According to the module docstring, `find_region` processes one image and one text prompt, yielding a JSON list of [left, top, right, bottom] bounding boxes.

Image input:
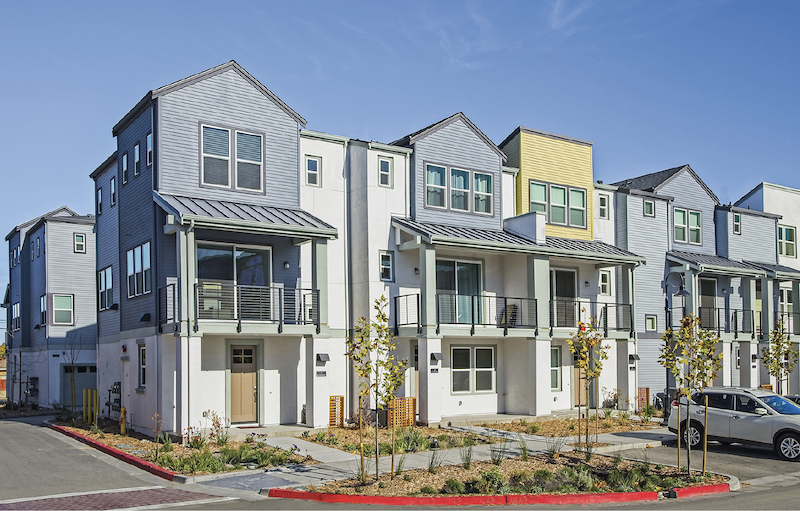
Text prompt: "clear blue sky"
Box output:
[[1, 0, 798, 286]]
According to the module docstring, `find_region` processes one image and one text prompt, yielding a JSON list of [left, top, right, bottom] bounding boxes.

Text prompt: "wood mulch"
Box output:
[[479, 416, 662, 438], [299, 425, 494, 454], [308, 452, 726, 497]]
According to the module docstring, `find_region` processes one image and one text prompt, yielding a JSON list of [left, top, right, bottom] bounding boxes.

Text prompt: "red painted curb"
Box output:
[[671, 483, 729, 499], [48, 423, 177, 482], [268, 488, 659, 506]]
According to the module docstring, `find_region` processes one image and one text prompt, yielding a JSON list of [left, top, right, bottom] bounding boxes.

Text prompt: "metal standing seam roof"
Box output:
[[155, 192, 335, 231], [667, 251, 764, 272], [744, 261, 800, 279], [391, 217, 642, 260]]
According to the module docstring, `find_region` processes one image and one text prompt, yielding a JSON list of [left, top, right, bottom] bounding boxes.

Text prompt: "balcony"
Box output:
[[159, 281, 320, 333], [393, 293, 537, 335], [669, 307, 756, 339], [549, 299, 633, 336]]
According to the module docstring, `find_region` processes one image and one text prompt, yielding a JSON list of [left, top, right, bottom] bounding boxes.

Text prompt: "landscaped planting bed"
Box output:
[[54, 418, 316, 475], [298, 425, 494, 455], [480, 414, 661, 438], [304, 451, 725, 497]]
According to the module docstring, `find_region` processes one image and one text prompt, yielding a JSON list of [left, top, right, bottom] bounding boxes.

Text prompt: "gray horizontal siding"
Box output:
[[158, 69, 300, 208], [638, 338, 667, 391], [27, 224, 46, 349], [659, 170, 717, 256], [502, 134, 520, 169], [614, 193, 628, 251], [726, 211, 778, 264], [412, 119, 503, 230], [95, 165, 120, 338], [627, 196, 670, 333]]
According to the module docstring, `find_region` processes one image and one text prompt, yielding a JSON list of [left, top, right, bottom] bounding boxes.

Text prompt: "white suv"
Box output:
[[667, 386, 800, 461]]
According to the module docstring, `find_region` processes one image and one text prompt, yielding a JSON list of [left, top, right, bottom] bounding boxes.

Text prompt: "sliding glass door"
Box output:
[[436, 260, 481, 324]]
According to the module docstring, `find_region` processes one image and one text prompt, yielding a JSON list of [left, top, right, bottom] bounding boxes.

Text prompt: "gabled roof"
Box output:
[[498, 126, 593, 150], [5, 206, 79, 241], [667, 250, 764, 276], [613, 165, 720, 205], [392, 217, 643, 264], [113, 61, 306, 136], [744, 261, 800, 281], [715, 204, 781, 220], [154, 192, 337, 240], [390, 112, 506, 162], [89, 151, 118, 179]]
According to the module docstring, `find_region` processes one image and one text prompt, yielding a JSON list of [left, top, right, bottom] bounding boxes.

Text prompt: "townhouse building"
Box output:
[[91, 61, 345, 434], [610, 166, 800, 398], [4, 207, 96, 408]]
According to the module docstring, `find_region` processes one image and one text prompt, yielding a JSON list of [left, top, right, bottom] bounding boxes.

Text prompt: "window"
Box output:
[[138, 345, 146, 388], [451, 346, 496, 393], [53, 295, 73, 325], [202, 126, 231, 187], [530, 182, 547, 217], [96, 187, 102, 215], [474, 173, 492, 214], [550, 185, 567, 225], [134, 143, 140, 176], [425, 164, 447, 208], [735, 346, 741, 369], [36, 237, 40, 258], [126, 242, 151, 298], [645, 315, 657, 331], [689, 211, 702, 244], [644, 200, 655, 217], [598, 194, 609, 220], [450, 168, 469, 211], [40, 295, 46, 325], [674, 208, 687, 242], [122, 153, 128, 184], [235, 131, 263, 191], [11, 303, 20, 331], [733, 213, 741, 235], [599, 270, 611, 296], [378, 157, 392, 188], [550, 346, 562, 391], [569, 189, 586, 227], [98, 266, 113, 311], [379, 251, 393, 282], [110, 177, 116, 206], [779, 225, 797, 258], [305, 156, 321, 187], [74, 233, 86, 253], [146, 133, 153, 166], [31, 241, 34, 261]]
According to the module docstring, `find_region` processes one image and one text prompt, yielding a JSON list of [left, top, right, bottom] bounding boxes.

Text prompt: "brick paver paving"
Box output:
[[0, 488, 216, 510]]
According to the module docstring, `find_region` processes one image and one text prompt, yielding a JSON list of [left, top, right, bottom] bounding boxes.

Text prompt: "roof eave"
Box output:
[[112, 92, 153, 137], [182, 214, 337, 240], [90, 151, 119, 179]]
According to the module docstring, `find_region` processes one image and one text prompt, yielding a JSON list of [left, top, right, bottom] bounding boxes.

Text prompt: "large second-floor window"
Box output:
[[451, 168, 469, 211], [425, 164, 446, 208], [425, 163, 493, 215], [202, 126, 231, 187], [201, 126, 263, 192], [235, 131, 263, 191], [127, 242, 151, 298], [99, 266, 113, 311], [779, 225, 797, 258], [53, 295, 74, 325], [474, 173, 492, 214], [530, 181, 586, 228], [674, 208, 701, 244]]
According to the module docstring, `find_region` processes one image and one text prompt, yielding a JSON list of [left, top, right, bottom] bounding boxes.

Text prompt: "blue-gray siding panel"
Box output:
[[715, 209, 729, 258], [158, 69, 300, 208], [614, 193, 628, 252], [659, 170, 717, 256], [726, 211, 778, 264], [638, 339, 666, 392], [412, 119, 503, 230], [95, 164, 120, 338], [27, 224, 46, 350]]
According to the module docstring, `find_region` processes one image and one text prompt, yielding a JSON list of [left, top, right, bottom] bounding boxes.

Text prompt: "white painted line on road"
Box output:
[[114, 497, 237, 510], [743, 471, 800, 487], [0, 485, 162, 505]]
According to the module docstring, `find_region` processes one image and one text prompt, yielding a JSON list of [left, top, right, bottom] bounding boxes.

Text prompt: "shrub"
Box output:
[[428, 448, 445, 473], [641, 474, 662, 491], [443, 478, 466, 494], [379, 442, 393, 455], [459, 444, 473, 470], [315, 431, 326, 442], [509, 469, 532, 489], [403, 474, 412, 482], [603, 408, 614, 419], [545, 436, 568, 460], [533, 469, 553, 481], [420, 486, 437, 494], [490, 443, 507, 465], [516, 434, 529, 461], [476, 467, 508, 494], [526, 422, 542, 435]]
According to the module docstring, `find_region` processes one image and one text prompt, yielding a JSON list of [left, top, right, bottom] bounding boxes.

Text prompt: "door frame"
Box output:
[[551, 268, 579, 327], [435, 257, 485, 324], [225, 339, 265, 425]]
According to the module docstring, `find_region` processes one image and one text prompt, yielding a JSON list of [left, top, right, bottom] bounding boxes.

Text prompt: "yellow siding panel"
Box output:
[[516, 131, 594, 240]]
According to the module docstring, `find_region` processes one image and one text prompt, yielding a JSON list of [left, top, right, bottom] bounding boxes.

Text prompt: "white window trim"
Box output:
[[36, 237, 40, 258], [379, 251, 393, 282], [126, 241, 151, 298], [110, 177, 116, 207], [195, 241, 273, 287], [569, 188, 587, 228], [598, 194, 609, 220], [134, 143, 140, 176], [450, 346, 496, 394], [688, 211, 702, 245], [52, 294, 74, 325], [201, 125, 231, 189], [733, 213, 741, 235], [529, 181, 548, 220], [305, 155, 321, 187], [550, 346, 562, 391], [531, 181, 587, 228], [674, 207, 688, 243], [425, 164, 448, 210], [97, 187, 102, 215], [378, 156, 393, 188], [599, 270, 611, 296], [779, 225, 797, 258], [644, 200, 655, 217], [74, 233, 86, 254], [122, 153, 128, 184], [12, 302, 20, 331], [735, 345, 741, 369], [474, 172, 493, 215], [99, 266, 113, 311], [146, 133, 153, 166], [138, 344, 146, 388], [450, 167, 470, 212], [40, 294, 46, 326], [234, 129, 264, 192], [645, 315, 657, 332], [550, 185, 568, 225]]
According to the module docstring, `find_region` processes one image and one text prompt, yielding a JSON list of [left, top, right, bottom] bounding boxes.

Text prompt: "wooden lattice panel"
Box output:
[[637, 387, 650, 412], [329, 395, 345, 427], [388, 397, 416, 427]]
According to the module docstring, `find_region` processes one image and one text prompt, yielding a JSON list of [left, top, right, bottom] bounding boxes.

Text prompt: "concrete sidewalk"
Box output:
[[194, 425, 678, 493]]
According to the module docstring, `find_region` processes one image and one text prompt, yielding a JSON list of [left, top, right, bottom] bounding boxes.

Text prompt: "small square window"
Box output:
[[599, 270, 611, 296], [598, 194, 609, 220], [379, 251, 393, 282], [733, 213, 741, 235], [378, 157, 392, 188], [53, 295, 74, 325], [306, 156, 321, 187], [645, 315, 657, 332], [644, 200, 655, 217], [74, 234, 86, 253]]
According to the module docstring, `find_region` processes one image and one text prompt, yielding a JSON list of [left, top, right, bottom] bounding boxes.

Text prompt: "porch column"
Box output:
[[792, 280, 800, 335], [312, 239, 328, 329], [713, 340, 732, 387], [760, 276, 775, 339], [175, 225, 196, 333], [531, 338, 552, 416], [621, 264, 635, 332], [683, 266, 698, 319], [418, 242, 441, 425], [742, 277, 757, 336], [616, 339, 637, 411], [305, 335, 330, 428], [175, 335, 201, 432], [419, 243, 437, 332], [738, 340, 758, 388], [527, 255, 550, 332]]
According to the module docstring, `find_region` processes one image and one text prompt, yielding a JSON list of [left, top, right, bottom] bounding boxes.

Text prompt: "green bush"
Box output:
[[443, 478, 466, 494], [533, 469, 553, 481], [526, 422, 542, 434], [420, 486, 437, 494], [379, 442, 393, 455], [343, 443, 357, 452], [476, 467, 509, 494]]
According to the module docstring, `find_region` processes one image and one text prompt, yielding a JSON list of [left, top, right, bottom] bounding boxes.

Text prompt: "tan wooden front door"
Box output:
[[231, 346, 257, 423], [573, 364, 587, 408]]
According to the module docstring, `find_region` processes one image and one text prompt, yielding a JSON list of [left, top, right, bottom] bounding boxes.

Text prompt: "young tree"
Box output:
[[761, 321, 799, 395], [63, 330, 86, 420], [566, 316, 609, 451], [346, 296, 408, 483], [659, 315, 723, 474]]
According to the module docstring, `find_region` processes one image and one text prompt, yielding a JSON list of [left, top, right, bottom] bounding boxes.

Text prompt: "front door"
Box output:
[[552, 270, 577, 327], [699, 278, 717, 329], [231, 345, 257, 423], [573, 353, 587, 408]]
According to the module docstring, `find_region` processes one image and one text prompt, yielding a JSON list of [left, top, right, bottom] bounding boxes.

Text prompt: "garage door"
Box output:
[[61, 365, 97, 408]]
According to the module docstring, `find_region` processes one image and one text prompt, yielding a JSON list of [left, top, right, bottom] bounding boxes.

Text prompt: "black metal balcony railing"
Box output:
[[394, 294, 421, 334], [158, 283, 179, 331], [436, 293, 538, 335], [669, 307, 756, 339], [194, 280, 319, 333], [777, 311, 800, 338], [549, 300, 633, 337]]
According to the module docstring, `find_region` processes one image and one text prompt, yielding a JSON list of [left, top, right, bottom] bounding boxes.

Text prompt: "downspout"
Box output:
[[186, 217, 194, 430], [151, 103, 161, 423], [341, 139, 351, 415]]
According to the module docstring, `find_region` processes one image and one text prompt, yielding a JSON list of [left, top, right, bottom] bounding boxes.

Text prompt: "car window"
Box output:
[[735, 395, 758, 413], [707, 393, 733, 410], [761, 395, 800, 415]]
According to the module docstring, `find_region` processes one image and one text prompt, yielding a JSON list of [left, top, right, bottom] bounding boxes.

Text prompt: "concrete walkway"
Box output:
[[195, 425, 677, 494]]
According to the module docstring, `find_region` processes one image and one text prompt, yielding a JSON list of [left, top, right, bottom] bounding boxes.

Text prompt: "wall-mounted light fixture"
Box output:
[[414, 268, 420, 275], [284, 262, 290, 270], [139, 313, 151, 322], [585, 281, 590, 288], [629, 354, 641, 364], [431, 352, 442, 363], [316, 353, 330, 363]]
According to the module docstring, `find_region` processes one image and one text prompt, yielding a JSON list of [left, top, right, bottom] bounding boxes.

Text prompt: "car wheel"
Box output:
[[777, 433, 800, 461], [682, 421, 703, 448]]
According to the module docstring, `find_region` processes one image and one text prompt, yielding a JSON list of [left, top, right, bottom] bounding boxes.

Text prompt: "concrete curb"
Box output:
[[669, 483, 730, 498], [47, 422, 178, 482]]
